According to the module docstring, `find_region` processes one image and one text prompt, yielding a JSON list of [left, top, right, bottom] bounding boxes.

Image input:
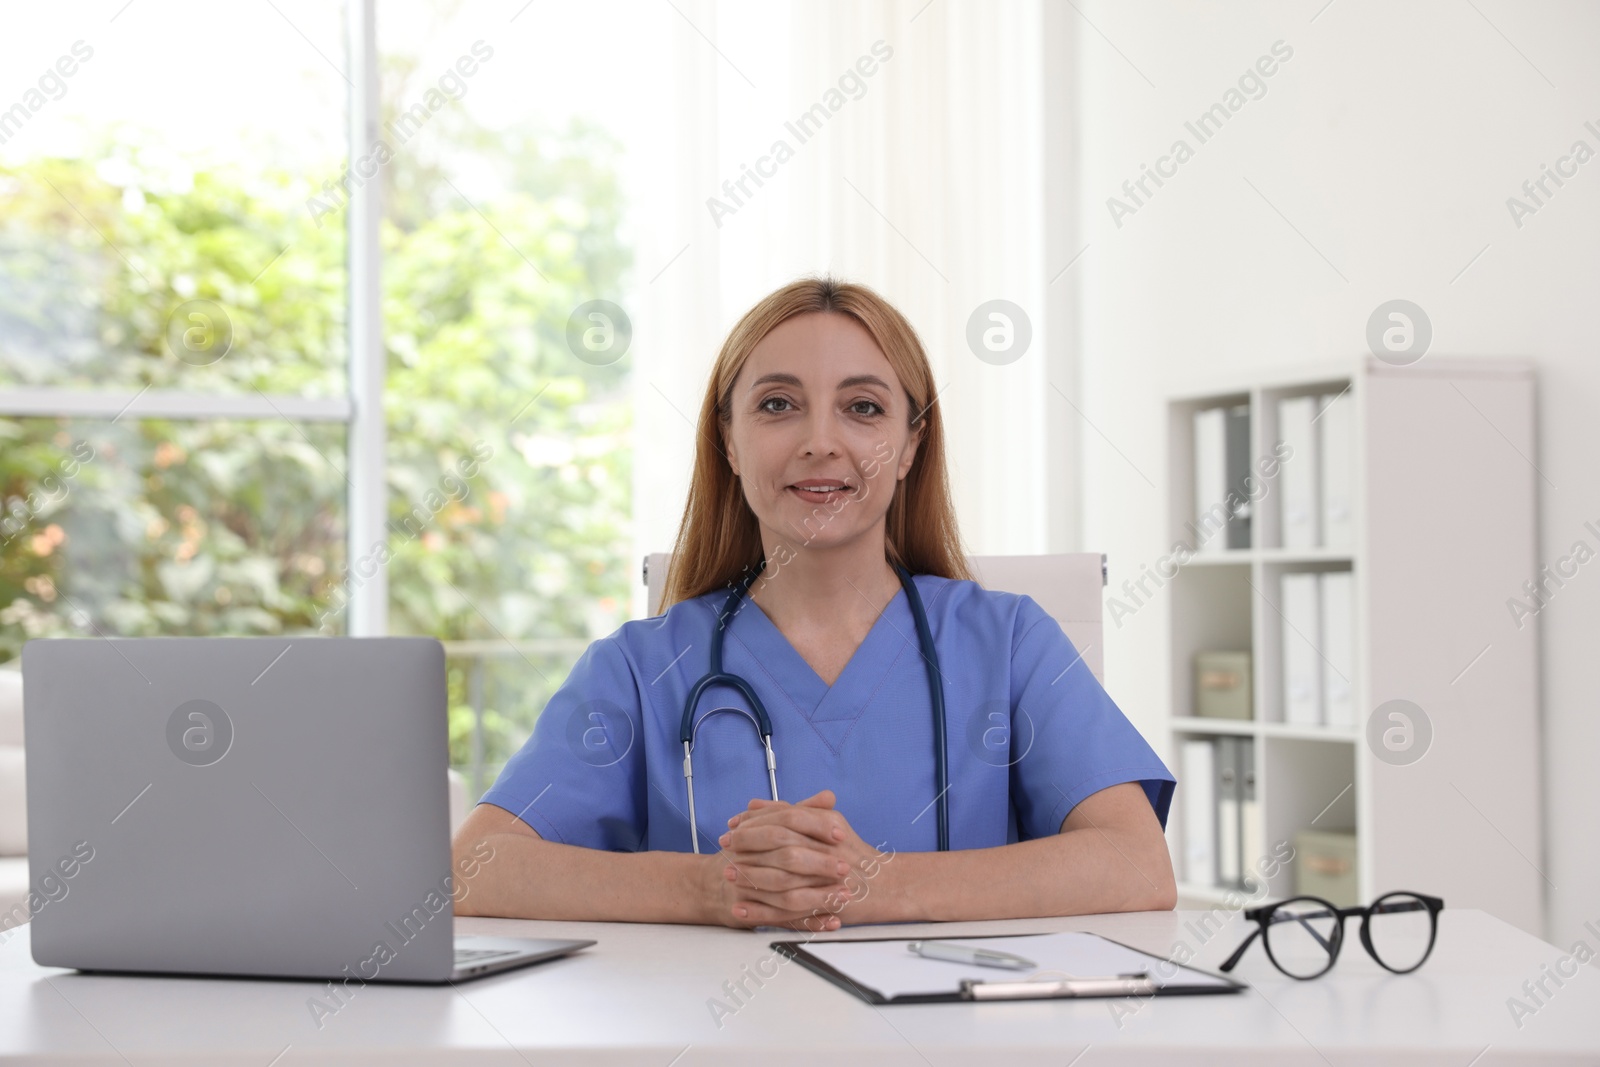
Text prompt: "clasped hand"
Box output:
[[709, 789, 889, 931]]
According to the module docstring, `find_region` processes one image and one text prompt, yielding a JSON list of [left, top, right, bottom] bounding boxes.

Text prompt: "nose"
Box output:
[[800, 406, 843, 457]]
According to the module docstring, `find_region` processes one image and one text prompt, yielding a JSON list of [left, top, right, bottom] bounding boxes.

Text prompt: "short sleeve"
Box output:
[[1007, 595, 1175, 839], [477, 633, 647, 851]]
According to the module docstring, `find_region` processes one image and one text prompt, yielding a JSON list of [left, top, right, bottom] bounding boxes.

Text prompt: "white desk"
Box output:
[[2, 909, 1596, 1065]]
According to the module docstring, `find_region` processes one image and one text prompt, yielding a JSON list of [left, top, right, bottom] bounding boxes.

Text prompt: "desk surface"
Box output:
[[2, 908, 1597, 1065]]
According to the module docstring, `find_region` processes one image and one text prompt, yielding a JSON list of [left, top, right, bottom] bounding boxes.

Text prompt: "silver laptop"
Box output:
[[21, 636, 592, 982]]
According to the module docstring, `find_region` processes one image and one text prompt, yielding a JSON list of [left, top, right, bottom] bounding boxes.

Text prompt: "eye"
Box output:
[[849, 399, 885, 417], [758, 395, 793, 414]]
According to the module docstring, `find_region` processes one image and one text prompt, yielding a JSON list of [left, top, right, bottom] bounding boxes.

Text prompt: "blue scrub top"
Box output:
[[479, 574, 1175, 854]]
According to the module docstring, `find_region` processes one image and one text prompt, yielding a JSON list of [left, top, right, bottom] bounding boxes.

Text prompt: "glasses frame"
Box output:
[[1219, 891, 1445, 980]]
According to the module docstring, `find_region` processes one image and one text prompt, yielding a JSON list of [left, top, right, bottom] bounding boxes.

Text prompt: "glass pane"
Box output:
[[1, 416, 347, 661], [445, 642, 589, 800], [1365, 894, 1434, 971], [0, 3, 346, 394], [376, 3, 641, 796], [1263, 899, 1341, 978]]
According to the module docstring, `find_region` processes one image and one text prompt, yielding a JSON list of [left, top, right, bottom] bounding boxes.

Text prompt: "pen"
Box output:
[[961, 973, 1156, 1000], [906, 940, 1036, 971]]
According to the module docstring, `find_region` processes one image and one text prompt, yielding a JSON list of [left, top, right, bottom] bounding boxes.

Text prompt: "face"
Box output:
[[724, 311, 923, 554]]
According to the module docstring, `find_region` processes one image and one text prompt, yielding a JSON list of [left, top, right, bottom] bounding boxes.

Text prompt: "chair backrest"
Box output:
[[641, 552, 1107, 684], [0, 667, 27, 857]]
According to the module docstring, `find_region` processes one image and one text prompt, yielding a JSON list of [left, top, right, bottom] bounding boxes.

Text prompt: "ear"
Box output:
[[726, 441, 740, 478], [898, 418, 926, 481]]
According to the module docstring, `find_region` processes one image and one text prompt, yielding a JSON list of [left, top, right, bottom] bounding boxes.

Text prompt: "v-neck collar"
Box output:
[[726, 581, 914, 725]]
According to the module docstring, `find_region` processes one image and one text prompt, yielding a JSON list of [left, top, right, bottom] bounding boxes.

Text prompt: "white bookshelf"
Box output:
[[1163, 357, 1545, 934]]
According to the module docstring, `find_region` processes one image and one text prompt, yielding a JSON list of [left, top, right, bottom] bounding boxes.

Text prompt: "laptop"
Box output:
[[21, 636, 593, 983]]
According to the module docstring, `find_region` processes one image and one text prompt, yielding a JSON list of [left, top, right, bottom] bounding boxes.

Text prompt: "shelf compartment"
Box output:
[[1253, 558, 1355, 727], [1167, 392, 1251, 551], [1169, 563, 1253, 722], [1253, 378, 1352, 553], [1260, 736, 1357, 899]]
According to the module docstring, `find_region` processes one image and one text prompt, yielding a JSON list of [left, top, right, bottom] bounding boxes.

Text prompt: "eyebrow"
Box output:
[[747, 372, 893, 393]]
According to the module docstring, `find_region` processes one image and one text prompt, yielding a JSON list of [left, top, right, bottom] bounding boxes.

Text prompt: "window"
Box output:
[[1, 2, 640, 801], [376, 2, 638, 794], [2, 2, 350, 659]]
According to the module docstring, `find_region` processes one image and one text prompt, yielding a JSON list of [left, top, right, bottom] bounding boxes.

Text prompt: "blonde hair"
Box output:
[[661, 276, 973, 609]]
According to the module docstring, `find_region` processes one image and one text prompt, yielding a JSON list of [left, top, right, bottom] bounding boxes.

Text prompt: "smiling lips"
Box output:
[[789, 478, 855, 503]]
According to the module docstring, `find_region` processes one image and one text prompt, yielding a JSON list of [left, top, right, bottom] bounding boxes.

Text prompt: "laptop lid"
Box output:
[[22, 636, 458, 982]]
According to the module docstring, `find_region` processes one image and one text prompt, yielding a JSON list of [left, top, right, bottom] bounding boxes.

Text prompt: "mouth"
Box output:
[[788, 480, 856, 503]]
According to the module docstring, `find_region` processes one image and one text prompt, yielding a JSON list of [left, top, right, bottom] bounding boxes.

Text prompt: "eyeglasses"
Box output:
[[1219, 892, 1445, 980]]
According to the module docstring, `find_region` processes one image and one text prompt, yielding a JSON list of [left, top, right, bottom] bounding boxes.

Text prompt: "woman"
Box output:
[[453, 277, 1176, 931]]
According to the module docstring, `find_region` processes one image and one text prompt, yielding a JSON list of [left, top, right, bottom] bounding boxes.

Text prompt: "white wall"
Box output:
[[1074, 0, 1599, 943], [632, 0, 1076, 620]]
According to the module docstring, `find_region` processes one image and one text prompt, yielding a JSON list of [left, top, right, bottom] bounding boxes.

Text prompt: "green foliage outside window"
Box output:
[[0, 117, 633, 785]]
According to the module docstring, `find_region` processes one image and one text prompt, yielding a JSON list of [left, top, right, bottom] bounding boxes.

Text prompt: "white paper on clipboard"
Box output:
[[799, 931, 1234, 1001]]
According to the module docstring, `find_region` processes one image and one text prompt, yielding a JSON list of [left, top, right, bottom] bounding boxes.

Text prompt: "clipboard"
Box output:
[[769, 931, 1247, 1004]]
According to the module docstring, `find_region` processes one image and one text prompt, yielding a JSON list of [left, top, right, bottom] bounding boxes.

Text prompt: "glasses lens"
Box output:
[[1366, 893, 1435, 972], [1263, 898, 1341, 978]]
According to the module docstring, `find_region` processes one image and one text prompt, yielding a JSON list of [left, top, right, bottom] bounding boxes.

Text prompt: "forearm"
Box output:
[[456, 830, 711, 925], [870, 825, 1176, 923]]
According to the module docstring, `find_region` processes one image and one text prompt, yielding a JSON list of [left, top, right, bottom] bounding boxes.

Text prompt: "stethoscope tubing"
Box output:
[[678, 558, 949, 853]]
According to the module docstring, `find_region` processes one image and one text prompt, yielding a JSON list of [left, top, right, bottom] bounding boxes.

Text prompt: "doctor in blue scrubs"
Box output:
[[454, 277, 1177, 931]]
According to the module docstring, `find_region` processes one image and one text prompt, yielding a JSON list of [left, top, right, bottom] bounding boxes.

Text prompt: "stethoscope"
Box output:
[[679, 559, 950, 853]]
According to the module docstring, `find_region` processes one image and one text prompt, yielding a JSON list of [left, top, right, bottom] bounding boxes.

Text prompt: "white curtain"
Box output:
[[628, 0, 1079, 614]]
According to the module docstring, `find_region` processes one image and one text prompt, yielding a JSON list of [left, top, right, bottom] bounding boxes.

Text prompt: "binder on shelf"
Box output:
[[1193, 407, 1228, 552], [1180, 739, 1217, 886], [1216, 737, 1242, 888], [1319, 391, 1352, 550], [1278, 396, 1320, 549], [1225, 404, 1252, 549], [1281, 572, 1322, 726], [1320, 571, 1354, 728], [1240, 738, 1261, 879]]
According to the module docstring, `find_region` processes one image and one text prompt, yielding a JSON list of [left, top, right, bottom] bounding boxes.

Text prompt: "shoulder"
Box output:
[[911, 574, 1048, 644], [603, 588, 723, 664]]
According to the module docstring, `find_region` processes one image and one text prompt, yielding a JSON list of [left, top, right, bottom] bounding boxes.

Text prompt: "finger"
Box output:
[[722, 824, 847, 864], [722, 854, 843, 890], [722, 839, 846, 885], [724, 844, 846, 880], [719, 836, 845, 890], [731, 798, 781, 825], [743, 789, 834, 811], [725, 865, 840, 893], [728, 901, 842, 932], [737, 889, 853, 923], [730, 882, 853, 919], [727, 804, 847, 846], [724, 854, 848, 891], [729, 800, 839, 833], [730, 789, 835, 827], [774, 913, 842, 932]]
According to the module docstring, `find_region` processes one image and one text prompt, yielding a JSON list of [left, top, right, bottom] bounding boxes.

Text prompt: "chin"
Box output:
[[780, 520, 864, 552]]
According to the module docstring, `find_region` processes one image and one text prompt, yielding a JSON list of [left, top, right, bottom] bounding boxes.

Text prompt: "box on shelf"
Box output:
[[1194, 651, 1251, 720], [1293, 829, 1359, 907]]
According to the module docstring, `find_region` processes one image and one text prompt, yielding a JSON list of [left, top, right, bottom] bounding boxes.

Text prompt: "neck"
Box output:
[[747, 527, 901, 627]]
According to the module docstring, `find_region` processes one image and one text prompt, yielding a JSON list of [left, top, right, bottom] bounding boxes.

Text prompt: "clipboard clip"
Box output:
[[960, 973, 1157, 1000]]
